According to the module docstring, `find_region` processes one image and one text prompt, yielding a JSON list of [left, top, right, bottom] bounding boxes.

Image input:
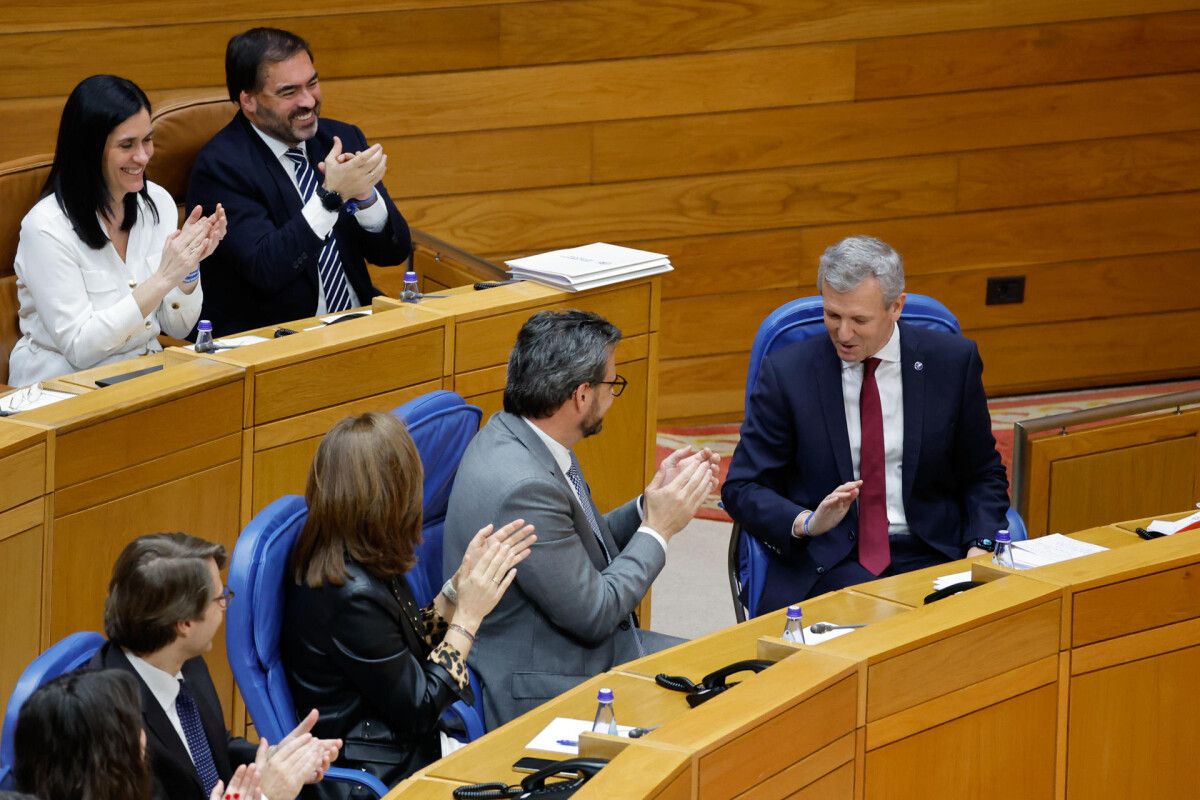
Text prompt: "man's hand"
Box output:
[[320, 136, 387, 201], [644, 455, 719, 540], [796, 480, 863, 537], [657, 446, 720, 486]]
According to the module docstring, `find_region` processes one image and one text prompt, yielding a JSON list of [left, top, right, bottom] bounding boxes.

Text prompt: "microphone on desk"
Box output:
[[809, 622, 865, 634]]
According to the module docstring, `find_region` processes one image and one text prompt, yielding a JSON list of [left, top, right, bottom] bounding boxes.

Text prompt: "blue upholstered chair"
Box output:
[[728, 294, 1024, 620], [0, 631, 105, 789], [226, 494, 390, 798], [390, 389, 487, 736]]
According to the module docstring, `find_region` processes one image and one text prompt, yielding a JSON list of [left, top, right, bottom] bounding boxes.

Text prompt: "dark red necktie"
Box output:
[[858, 357, 890, 575]]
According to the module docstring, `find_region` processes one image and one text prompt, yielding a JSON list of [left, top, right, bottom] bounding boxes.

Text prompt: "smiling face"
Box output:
[[822, 277, 905, 363], [102, 108, 153, 203], [176, 558, 225, 657], [240, 50, 322, 145], [579, 350, 618, 439]]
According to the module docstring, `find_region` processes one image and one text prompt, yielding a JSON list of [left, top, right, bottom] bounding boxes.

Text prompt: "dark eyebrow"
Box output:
[[275, 71, 319, 95]]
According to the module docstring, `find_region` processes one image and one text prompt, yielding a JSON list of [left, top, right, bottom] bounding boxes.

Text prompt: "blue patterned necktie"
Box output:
[[566, 457, 645, 657], [176, 679, 221, 796], [283, 147, 353, 312]]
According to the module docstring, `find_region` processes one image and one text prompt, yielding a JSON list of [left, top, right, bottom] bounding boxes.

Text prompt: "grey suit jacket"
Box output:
[[443, 412, 665, 728]]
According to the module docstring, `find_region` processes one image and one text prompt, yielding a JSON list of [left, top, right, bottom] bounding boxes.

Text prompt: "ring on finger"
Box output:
[[491, 576, 502, 584]]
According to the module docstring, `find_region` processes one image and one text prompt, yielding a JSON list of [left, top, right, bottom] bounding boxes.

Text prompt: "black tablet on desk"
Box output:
[[95, 364, 165, 387]]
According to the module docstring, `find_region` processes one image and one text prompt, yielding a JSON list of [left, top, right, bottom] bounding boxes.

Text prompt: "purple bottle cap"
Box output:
[[197, 320, 213, 331], [995, 529, 1011, 542], [786, 604, 802, 619], [404, 270, 418, 282], [597, 688, 614, 702]]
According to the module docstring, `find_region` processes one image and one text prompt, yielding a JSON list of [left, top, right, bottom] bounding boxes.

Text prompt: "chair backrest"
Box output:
[[147, 95, 235, 214], [226, 494, 308, 744], [0, 155, 52, 386], [1, 631, 105, 777], [391, 390, 483, 606], [732, 293, 964, 620]]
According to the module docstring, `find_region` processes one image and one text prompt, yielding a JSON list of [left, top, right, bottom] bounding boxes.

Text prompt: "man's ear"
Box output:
[[572, 383, 591, 412], [175, 617, 193, 641], [238, 90, 256, 115]]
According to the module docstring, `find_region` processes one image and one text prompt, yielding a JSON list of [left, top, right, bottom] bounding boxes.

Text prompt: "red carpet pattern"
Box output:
[[658, 378, 1200, 523]]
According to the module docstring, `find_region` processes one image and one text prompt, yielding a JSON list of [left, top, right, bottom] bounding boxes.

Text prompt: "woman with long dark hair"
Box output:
[[13, 669, 261, 800], [8, 74, 225, 386], [282, 412, 535, 794]]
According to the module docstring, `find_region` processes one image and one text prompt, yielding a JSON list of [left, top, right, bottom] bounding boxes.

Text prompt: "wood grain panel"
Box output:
[[0, 7, 500, 100], [406, 156, 957, 254], [0, 440, 47, 514], [730, 733, 855, 800], [382, 125, 592, 199], [253, 328, 444, 424], [957, 131, 1200, 211], [1070, 562, 1200, 647], [798, 193, 1200, 275], [592, 73, 1200, 183], [0, 522, 43, 709], [499, 1, 1200, 65], [781, 764, 854, 800], [971, 308, 1200, 395], [658, 351, 749, 422], [1048, 438, 1198, 538], [661, 287, 798, 360], [857, 11, 1200, 99], [864, 685, 1057, 800], [0, 0, 531, 34], [1066, 645, 1200, 799], [320, 44, 855, 138]]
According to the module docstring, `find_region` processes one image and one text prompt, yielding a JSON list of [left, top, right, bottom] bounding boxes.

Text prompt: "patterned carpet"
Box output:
[[657, 378, 1200, 522]]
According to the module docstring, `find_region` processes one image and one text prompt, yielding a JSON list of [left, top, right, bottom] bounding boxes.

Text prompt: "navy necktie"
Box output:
[[567, 457, 645, 657], [284, 147, 353, 312], [176, 678, 221, 796]]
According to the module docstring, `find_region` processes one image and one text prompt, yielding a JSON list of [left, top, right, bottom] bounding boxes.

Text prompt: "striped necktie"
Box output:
[[284, 147, 353, 312], [176, 679, 221, 796], [566, 457, 645, 657]]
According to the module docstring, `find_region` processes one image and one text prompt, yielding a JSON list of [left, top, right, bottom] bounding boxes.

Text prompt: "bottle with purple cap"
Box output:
[[993, 529, 1016, 570], [401, 270, 420, 303], [782, 604, 806, 644], [591, 687, 618, 735]]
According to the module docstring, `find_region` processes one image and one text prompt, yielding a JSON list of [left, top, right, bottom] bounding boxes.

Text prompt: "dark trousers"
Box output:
[[806, 533, 948, 599]]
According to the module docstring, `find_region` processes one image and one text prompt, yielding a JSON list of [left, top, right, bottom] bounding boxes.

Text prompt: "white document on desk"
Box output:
[[526, 716, 635, 755], [1010, 534, 1107, 569], [1147, 510, 1200, 535], [802, 623, 855, 644], [933, 570, 974, 590]]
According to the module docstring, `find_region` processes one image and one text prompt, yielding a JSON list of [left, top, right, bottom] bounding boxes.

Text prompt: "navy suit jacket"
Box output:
[[186, 112, 411, 337], [90, 642, 257, 800], [721, 323, 1009, 610]]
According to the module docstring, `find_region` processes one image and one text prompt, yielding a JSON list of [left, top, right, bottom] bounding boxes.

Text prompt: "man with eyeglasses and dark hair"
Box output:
[[91, 532, 341, 800], [444, 309, 721, 728]]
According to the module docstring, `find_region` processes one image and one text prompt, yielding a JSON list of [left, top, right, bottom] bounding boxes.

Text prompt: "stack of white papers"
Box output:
[[933, 570, 974, 590], [1009, 534, 1107, 569], [526, 716, 636, 754], [506, 243, 673, 292], [1144, 510, 1200, 535]]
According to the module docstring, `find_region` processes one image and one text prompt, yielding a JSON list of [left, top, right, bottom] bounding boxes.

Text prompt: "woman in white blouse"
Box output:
[[8, 75, 226, 386]]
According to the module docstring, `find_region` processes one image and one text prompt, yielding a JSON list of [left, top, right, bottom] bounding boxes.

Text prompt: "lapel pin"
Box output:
[[914, 361, 924, 371]]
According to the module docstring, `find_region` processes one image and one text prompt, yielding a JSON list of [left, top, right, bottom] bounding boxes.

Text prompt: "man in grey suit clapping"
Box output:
[[444, 309, 719, 729]]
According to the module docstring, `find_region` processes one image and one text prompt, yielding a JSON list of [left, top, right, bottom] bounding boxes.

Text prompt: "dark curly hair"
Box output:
[[14, 669, 151, 800]]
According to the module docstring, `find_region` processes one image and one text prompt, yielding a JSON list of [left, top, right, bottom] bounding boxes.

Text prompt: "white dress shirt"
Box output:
[[8, 182, 203, 386], [249, 123, 389, 314], [523, 418, 667, 553], [841, 323, 909, 536], [123, 649, 197, 764]]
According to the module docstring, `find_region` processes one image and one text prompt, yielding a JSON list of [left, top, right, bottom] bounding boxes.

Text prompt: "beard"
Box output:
[[580, 403, 605, 439], [254, 99, 321, 146]]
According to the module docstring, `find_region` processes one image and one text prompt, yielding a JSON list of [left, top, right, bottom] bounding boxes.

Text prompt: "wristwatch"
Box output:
[[969, 537, 997, 553], [320, 189, 344, 212]]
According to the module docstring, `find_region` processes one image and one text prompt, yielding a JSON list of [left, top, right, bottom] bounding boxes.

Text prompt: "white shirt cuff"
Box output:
[[301, 194, 338, 239], [637, 525, 668, 554], [353, 190, 387, 232]]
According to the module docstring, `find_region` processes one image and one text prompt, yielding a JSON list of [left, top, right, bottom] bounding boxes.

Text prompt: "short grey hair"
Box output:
[[503, 310, 621, 419], [817, 235, 905, 306]]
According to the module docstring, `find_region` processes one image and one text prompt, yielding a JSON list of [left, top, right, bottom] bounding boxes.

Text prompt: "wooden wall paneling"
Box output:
[[1069, 560, 1200, 648], [906, 250, 1200, 331], [0, 1, 533, 35], [798, 193, 1200, 276], [971, 308, 1200, 396], [660, 286, 799, 360], [405, 156, 958, 254], [955, 131, 1200, 211], [320, 44, 855, 138], [1066, 645, 1200, 799], [382, 125, 593, 199], [591, 73, 1200, 183], [855, 11, 1200, 100], [0, 501, 46, 708], [658, 351, 750, 423]]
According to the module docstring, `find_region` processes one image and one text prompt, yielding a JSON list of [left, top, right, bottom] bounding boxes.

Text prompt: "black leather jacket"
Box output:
[[282, 560, 469, 797]]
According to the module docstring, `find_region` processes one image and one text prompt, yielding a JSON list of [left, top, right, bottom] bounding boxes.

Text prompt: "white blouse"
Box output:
[[8, 181, 203, 386]]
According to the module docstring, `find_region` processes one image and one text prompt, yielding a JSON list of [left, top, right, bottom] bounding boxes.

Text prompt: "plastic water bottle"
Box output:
[[194, 320, 214, 353], [401, 270, 420, 303], [591, 688, 617, 735], [782, 604, 807, 644], [993, 529, 1016, 570]]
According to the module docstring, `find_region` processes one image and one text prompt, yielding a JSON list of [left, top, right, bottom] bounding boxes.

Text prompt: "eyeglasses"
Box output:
[[212, 585, 235, 609], [595, 374, 627, 398]]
